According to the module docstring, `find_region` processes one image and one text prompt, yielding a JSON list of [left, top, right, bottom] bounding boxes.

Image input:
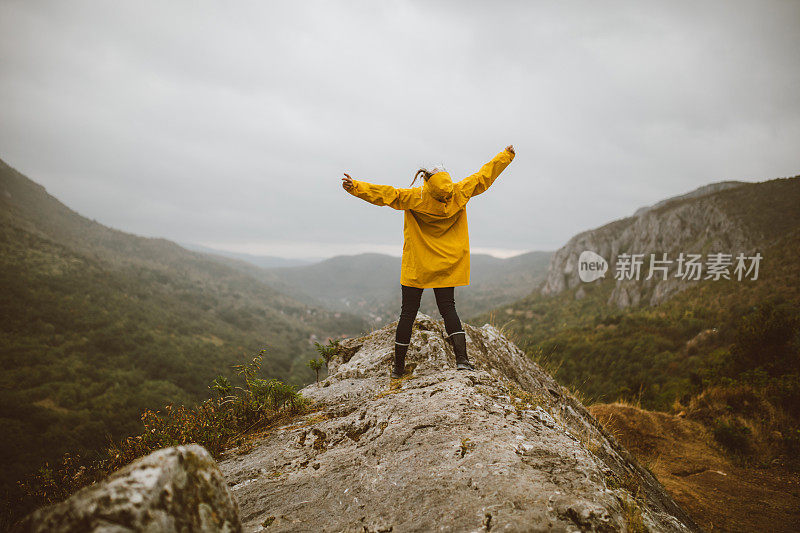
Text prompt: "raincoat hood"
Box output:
[[424, 171, 454, 202]]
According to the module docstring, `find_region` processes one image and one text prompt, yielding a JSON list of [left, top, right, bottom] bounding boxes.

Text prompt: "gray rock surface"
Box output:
[[540, 182, 756, 308], [218, 314, 701, 532], [13, 445, 242, 533]]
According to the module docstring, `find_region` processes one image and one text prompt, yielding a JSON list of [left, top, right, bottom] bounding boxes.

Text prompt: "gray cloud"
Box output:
[[1, 0, 798, 259]]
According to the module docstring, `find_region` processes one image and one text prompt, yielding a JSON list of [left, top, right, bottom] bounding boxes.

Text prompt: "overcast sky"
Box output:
[[1, 1, 798, 260]]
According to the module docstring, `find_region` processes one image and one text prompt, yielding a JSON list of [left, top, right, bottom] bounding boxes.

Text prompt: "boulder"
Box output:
[[13, 444, 241, 533]]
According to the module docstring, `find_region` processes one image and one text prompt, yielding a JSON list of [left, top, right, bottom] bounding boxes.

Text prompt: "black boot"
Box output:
[[450, 331, 475, 371], [391, 342, 409, 378]]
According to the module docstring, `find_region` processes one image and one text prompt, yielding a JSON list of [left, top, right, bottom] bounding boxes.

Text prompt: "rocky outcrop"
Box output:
[[540, 182, 756, 308], [13, 445, 242, 533], [218, 314, 700, 532]]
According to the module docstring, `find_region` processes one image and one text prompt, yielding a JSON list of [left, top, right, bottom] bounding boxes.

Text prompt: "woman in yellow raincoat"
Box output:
[[342, 145, 516, 378]]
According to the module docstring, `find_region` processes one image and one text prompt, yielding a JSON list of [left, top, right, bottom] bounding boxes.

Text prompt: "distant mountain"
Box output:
[[471, 174, 800, 411], [541, 177, 800, 308], [198, 250, 554, 325], [0, 157, 369, 495], [178, 242, 322, 268]]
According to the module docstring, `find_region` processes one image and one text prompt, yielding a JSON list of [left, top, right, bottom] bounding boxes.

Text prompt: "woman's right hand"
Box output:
[[342, 173, 354, 191], [505, 145, 515, 155]]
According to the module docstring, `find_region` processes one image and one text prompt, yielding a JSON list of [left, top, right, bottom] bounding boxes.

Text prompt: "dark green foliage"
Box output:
[[6, 350, 311, 529], [209, 375, 233, 396], [730, 302, 799, 376], [307, 358, 324, 385], [314, 338, 341, 368], [767, 373, 800, 419], [713, 418, 752, 454]]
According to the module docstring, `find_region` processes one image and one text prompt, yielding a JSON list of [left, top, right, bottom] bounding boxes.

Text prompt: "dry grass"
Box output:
[[288, 410, 329, 429], [487, 309, 522, 346], [506, 384, 548, 410], [640, 451, 663, 478], [577, 427, 602, 458], [605, 464, 648, 531], [374, 383, 404, 399], [374, 365, 418, 399], [525, 344, 564, 379], [592, 408, 624, 444], [610, 396, 643, 409], [565, 381, 591, 406], [684, 383, 792, 464], [590, 401, 800, 532]]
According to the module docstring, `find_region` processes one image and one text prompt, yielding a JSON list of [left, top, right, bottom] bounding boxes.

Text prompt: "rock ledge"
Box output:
[[219, 313, 701, 532]]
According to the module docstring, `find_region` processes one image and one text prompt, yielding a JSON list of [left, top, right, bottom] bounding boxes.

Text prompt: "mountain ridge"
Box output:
[[632, 180, 748, 217]]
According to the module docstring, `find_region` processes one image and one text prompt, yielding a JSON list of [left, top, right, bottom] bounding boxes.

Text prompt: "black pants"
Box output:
[[395, 284, 463, 347]]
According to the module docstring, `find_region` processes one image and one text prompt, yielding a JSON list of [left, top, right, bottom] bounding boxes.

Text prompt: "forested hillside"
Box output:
[[476, 177, 800, 409], [0, 158, 369, 497], [472, 177, 800, 473]]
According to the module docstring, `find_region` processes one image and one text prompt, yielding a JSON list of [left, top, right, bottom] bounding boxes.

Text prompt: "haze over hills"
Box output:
[[185, 180, 769, 327], [178, 242, 322, 268], [0, 157, 369, 497], [196, 250, 554, 325]]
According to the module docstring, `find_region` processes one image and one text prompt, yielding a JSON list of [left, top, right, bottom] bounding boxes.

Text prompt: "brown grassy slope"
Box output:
[[590, 403, 800, 533]]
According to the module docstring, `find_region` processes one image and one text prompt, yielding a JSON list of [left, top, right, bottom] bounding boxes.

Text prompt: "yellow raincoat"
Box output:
[[346, 149, 515, 288]]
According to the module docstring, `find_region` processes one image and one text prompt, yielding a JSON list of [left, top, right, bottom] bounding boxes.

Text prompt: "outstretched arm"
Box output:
[[456, 145, 515, 200], [341, 173, 419, 210]]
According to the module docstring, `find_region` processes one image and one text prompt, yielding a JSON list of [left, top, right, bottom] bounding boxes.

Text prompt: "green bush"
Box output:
[[730, 302, 799, 376], [713, 418, 752, 454], [313, 339, 340, 368]]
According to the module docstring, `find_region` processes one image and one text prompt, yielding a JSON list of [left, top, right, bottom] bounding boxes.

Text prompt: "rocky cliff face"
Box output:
[[540, 181, 757, 308], [218, 314, 700, 532]]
